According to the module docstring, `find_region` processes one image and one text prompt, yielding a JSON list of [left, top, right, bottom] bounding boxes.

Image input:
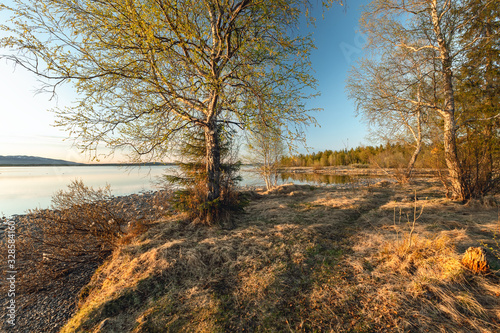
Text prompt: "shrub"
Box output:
[[11, 180, 154, 290]]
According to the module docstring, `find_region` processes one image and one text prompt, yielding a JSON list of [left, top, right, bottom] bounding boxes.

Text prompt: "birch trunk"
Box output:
[[431, 0, 465, 200], [205, 122, 221, 204], [405, 89, 424, 182], [406, 140, 422, 181]]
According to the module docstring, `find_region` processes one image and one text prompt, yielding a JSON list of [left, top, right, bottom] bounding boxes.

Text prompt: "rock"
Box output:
[[400, 195, 414, 202], [374, 180, 391, 188]]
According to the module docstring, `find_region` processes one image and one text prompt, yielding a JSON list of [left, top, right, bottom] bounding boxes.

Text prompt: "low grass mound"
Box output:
[[63, 180, 500, 332]]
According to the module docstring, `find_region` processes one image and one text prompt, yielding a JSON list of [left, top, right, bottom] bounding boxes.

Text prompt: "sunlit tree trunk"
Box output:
[[405, 108, 423, 181], [205, 121, 221, 204], [441, 110, 464, 199], [431, 0, 465, 200]]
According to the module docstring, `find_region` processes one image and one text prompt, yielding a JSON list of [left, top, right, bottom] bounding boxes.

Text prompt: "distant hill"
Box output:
[[0, 155, 83, 166]]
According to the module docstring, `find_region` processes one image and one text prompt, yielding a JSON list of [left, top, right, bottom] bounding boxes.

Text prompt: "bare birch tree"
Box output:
[[246, 127, 285, 190], [347, 43, 433, 182], [351, 0, 497, 199]]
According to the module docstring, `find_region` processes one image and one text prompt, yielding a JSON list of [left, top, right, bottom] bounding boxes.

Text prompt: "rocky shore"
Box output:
[[0, 190, 172, 333]]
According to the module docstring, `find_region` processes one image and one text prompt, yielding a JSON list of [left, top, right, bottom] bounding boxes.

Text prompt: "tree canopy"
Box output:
[[348, 0, 499, 199], [1, 0, 339, 221], [1, 0, 326, 155]]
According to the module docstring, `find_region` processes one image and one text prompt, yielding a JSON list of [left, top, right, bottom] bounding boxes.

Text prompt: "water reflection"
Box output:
[[0, 166, 174, 217], [280, 172, 357, 185], [1, 166, 272, 216], [1, 166, 365, 217]]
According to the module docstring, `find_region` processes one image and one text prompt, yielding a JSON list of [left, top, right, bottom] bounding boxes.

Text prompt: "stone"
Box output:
[[374, 180, 391, 188]]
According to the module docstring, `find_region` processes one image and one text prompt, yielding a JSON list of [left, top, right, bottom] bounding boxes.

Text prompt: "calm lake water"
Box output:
[[0, 166, 356, 217]]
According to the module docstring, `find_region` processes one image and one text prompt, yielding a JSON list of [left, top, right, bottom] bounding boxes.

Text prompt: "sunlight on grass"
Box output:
[[61, 181, 500, 332]]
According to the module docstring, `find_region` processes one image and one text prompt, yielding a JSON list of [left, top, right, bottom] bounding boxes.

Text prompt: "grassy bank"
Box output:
[[62, 180, 500, 332]]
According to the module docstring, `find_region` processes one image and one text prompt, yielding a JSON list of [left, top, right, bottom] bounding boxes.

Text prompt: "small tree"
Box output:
[[163, 126, 242, 225], [246, 128, 285, 190], [454, 0, 500, 197]]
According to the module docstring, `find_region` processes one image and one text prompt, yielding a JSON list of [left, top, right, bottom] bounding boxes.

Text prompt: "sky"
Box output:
[[0, 0, 370, 163]]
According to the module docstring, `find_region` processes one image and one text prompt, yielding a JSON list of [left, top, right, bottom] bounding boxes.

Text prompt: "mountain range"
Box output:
[[0, 155, 82, 166]]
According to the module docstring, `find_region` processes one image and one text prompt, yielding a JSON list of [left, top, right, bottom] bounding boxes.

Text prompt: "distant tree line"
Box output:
[[280, 143, 439, 169]]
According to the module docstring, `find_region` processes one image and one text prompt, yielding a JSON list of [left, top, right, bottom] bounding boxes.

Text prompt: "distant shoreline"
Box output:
[[0, 162, 176, 167], [0, 163, 262, 167]]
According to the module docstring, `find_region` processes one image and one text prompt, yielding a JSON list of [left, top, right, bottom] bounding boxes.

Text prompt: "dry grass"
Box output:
[[61, 180, 500, 332]]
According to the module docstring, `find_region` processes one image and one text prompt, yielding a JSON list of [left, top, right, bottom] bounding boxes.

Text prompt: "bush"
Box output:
[[11, 180, 155, 290]]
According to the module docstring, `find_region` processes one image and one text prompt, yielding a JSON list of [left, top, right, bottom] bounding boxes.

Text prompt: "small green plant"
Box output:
[[480, 206, 500, 266], [393, 191, 425, 255]]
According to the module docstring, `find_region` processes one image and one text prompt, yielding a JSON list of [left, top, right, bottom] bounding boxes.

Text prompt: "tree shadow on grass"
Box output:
[[66, 185, 403, 332]]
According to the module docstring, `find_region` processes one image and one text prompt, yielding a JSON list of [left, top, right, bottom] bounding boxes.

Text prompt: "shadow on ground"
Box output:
[[62, 180, 500, 332]]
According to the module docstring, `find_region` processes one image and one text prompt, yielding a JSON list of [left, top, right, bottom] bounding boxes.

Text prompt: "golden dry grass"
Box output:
[[61, 180, 500, 332]]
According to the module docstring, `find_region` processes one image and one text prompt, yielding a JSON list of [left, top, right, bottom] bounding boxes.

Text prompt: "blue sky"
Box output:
[[0, 0, 369, 163], [302, 0, 369, 153]]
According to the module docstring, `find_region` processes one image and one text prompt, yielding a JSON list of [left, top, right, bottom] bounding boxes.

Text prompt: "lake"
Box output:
[[0, 165, 357, 217]]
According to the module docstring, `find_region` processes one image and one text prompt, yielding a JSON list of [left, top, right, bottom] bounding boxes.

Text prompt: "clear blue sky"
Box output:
[[0, 0, 370, 163]]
